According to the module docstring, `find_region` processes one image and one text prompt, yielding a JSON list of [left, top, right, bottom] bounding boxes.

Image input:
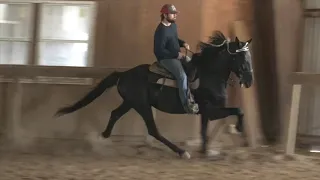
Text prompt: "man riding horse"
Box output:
[[153, 4, 199, 114], [55, 3, 254, 159]]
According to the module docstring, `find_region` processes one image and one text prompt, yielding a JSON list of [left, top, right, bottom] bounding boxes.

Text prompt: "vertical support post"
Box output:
[[285, 84, 302, 155], [29, 3, 40, 65], [6, 79, 23, 143], [0, 82, 4, 138]]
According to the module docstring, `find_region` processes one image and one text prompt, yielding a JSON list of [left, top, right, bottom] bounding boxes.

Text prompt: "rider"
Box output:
[[153, 4, 199, 114]]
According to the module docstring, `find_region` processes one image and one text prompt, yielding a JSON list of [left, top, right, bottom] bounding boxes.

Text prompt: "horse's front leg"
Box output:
[[224, 107, 244, 134], [199, 115, 209, 154], [197, 106, 246, 158], [205, 107, 244, 134]]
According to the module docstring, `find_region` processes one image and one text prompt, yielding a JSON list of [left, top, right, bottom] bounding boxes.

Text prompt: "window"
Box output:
[[38, 3, 95, 66], [0, 3, 33, 64], [0, 1, 96, 67]]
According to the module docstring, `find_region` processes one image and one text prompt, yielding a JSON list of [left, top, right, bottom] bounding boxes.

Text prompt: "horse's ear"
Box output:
[[235, 36, 240, 43], [246, 38, 252, 44], [235, 36, 240, 47]]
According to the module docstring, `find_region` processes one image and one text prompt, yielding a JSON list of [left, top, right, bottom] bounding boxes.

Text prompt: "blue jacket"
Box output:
[[153, 22, 185, 61]]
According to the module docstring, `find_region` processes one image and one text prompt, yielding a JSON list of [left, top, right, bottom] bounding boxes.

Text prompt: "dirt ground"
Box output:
[[0, 136, 320, 180]]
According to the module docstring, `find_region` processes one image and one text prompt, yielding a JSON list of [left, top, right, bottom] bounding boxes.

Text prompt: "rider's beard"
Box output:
[[166, 17, 175, 23]]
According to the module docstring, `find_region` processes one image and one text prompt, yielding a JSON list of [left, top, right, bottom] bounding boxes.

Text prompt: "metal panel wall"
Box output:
[[305, 0, 320, 8], [298, 0, 320, 137]]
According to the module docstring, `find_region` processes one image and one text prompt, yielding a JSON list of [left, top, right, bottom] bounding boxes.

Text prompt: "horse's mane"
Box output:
[[197, 30, 227, 52], [208, 30, 227, 45], [191, 31, 227, 68]]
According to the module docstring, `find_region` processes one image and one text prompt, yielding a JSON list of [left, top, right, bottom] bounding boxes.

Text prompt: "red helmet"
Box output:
[[160, 4, 179, 14]]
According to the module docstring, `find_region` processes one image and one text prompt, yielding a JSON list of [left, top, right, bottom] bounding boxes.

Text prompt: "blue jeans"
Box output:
[[159, 58, 188, 106]]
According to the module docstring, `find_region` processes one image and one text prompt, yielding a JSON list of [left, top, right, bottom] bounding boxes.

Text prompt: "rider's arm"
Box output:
[[154, 29, 179, 59], [178, 38, 185, 47]]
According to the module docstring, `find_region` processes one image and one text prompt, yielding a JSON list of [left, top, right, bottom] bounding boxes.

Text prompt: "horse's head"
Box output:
[[194, 31, 253, 88], [226, 36, 253, 88]]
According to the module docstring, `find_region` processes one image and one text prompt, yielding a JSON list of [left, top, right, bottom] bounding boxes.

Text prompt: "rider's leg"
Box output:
[[159, 59, 199, 114]]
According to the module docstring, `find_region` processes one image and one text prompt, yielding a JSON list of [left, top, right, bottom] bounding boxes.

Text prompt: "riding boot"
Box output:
[[184, 88, 199, 114]]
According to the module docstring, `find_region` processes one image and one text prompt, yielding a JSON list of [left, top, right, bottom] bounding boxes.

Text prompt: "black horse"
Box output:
[[54, 31, 253, 159]]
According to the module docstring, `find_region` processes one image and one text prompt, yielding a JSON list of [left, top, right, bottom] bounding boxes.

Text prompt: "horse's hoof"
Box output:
[[97, 135, 113, 146], [86, 132, 113, 146], [181, 151, 191, 159], [206, 150, 224, 161], [206, 149, 220, 157], [228, 124, 241, 134]]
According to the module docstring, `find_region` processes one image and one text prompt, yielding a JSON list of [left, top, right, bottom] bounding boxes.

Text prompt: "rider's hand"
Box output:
[[183, 43, 190, 50], [178, 52, 185, 60]]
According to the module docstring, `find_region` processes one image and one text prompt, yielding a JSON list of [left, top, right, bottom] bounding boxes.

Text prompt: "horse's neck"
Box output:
[[190, 53, 231, 88], [193, 72, 229, 105], [196, 66, 231, 98]]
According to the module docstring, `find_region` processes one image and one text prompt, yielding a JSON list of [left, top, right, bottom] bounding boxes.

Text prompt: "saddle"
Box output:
[[149, 61, 197, 81], [149, 62, 175, 79], [148, 61, 199, 89]]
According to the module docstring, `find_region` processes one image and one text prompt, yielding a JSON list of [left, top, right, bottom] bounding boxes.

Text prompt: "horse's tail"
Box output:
[[54, 71, 121, 117]]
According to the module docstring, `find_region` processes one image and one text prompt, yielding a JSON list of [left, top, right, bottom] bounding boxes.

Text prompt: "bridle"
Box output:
[[184, 39, 253, 87], [209, 39, 253, 87]]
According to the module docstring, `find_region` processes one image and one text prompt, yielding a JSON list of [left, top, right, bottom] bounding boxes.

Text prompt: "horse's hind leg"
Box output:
[[101, 101, 131, 138], [134, 106, 191, 159], [87, 102, 131, 150]]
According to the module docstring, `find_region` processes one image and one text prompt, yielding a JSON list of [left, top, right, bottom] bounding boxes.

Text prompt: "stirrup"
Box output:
[[184, 102, 199, 114]]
